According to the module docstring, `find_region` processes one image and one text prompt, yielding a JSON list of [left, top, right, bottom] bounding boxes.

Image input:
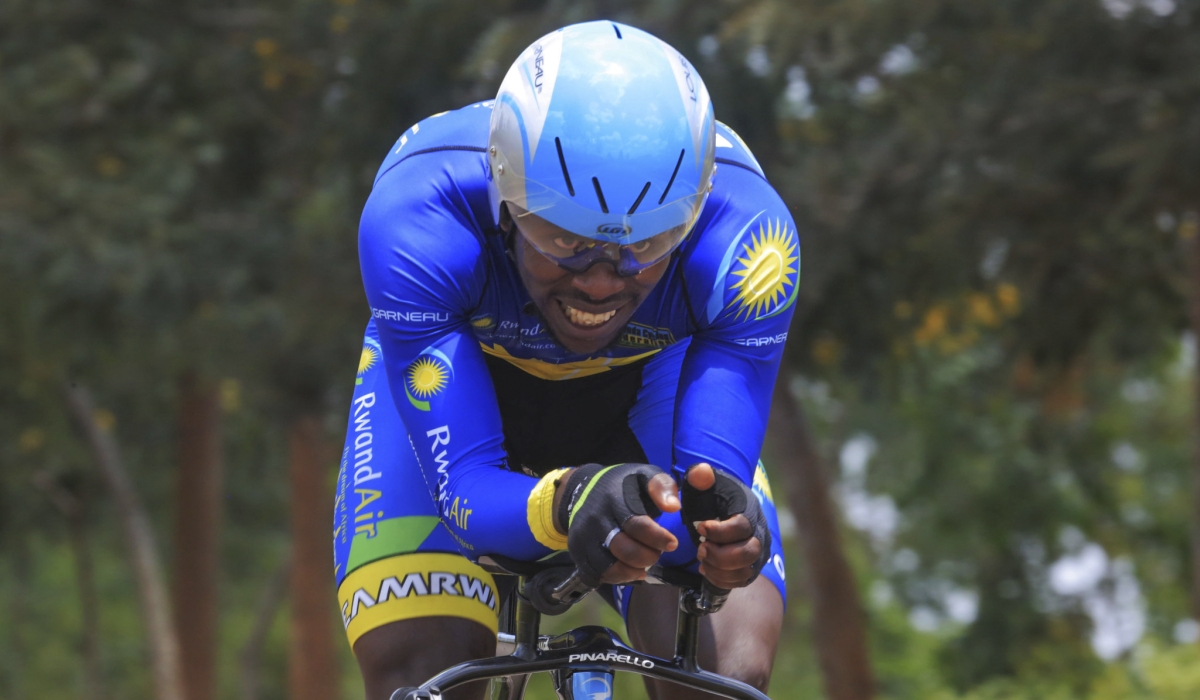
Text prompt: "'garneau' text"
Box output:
[[734, 332, 788, 347], [372, 307, 449, 323]]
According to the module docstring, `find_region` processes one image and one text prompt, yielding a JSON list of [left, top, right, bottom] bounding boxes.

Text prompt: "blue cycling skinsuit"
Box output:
[[333, 101, 799, 648]]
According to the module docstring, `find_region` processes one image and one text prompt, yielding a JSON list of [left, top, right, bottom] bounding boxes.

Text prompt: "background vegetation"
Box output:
[[3, 0, 1200, 698]]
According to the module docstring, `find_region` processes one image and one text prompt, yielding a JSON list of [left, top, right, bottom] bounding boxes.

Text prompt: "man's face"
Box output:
[[505, 207, 671, 355]]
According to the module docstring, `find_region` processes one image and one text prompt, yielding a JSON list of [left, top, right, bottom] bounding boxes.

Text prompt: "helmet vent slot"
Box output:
[[612, 23, 623, 39], [627, 182, 652, 215], [658, 149, 685, 205], [592, 177, 610, 213], [555, 137, 576, 196]]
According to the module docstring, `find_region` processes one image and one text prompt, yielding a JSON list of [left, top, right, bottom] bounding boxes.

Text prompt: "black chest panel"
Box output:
[[483, 354, 651, 476]]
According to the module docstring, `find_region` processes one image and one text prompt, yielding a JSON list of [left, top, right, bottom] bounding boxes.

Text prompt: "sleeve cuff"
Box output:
[[526, 468, 570, 551]]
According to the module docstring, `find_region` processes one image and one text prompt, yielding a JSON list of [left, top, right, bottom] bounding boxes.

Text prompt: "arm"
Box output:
[[358, 155, 553, 561], [675, 208, 799, 486], [674, 193, 799, 587]]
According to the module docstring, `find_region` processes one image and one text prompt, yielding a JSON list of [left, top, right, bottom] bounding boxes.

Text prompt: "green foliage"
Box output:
[[4, 0, 1200, 697]]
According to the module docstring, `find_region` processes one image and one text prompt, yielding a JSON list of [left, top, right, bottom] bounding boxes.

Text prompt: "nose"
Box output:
[[571, 261, 626, 301]]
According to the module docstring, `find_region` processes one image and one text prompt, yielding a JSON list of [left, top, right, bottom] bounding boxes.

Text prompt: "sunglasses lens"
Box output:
[[510, 206, 691, 276]]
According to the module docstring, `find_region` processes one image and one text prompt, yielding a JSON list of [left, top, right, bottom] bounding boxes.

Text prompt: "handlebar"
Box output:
[[515, 562, 729, 616], [479, 552, 731, 616]]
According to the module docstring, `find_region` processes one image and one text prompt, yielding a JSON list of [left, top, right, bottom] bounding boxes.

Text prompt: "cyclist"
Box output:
[[334, 21, 798, 700]]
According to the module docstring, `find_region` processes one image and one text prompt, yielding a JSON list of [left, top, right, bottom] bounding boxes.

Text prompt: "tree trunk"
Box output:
[[767, 377, 876, 700], [73, 507, 105, 700], [240, 555, 291, 700], [173, 372, 224, 700], [33, 472, 105, 700], [287, 415, 340, 700], [65, 384, 185, 700], [1183, 221, 1200, 620]]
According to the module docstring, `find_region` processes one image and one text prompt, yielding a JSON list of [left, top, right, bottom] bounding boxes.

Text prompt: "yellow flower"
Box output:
[[253, 38, 278, 58], [262, 69, 283, 91], [94, 409, 116, 432], [996, 283, 1021, 316], [19, 428, 45, 453], [914, 305, 948, 345], [96, 156, 123, 178], [220, 378, 241, 413], [812, 337, 842, 367], [967, 293, 998, 327]]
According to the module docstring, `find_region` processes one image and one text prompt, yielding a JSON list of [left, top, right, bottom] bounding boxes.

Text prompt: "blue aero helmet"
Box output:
[[488, 21, 717, 275]]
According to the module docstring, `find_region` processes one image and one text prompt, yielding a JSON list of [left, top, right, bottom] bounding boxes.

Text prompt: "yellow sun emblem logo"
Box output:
[[403, 349, 454, 411], [729, 219, 798, 320], [358, 347, 378, 374], [356, 345, 378, 385], [407, 357, 448, 398], [753, 462, 775, 505]]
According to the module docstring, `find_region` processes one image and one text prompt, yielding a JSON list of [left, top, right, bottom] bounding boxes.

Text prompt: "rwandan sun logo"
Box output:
[[407, 358, 448, 397], [729, 219, 799, 321], [356, 343, 379, 385], [404, 356, 449, 411]]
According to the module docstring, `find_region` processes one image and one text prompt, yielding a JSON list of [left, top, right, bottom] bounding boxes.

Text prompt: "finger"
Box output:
[[608, 532, 664, 570], [622, 514, 678, 552], [698, 563, 755, 589], [647, 473, 681, 513], [685, 462, 715, 491], [698, 537, 762, 571], [600, 562, 648, 585], [696, 514, 753, 544]]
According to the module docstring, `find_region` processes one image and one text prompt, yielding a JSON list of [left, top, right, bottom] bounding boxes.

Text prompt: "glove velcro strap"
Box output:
[[527, 468, 570, 550], [562, 464, 618, 531]]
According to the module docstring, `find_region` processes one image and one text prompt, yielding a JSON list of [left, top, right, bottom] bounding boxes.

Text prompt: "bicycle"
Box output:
[[389, 552, 772, 700]]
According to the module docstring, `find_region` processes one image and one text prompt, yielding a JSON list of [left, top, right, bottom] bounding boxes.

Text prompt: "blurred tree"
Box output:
[[174, 372, 224, 700], [287, 415, 338, 700], [770, 379, 877, 700], [6, 0, 1200, 698], [66, 384, 184, 700], [719, 0, 1200, 688], [32, 470, 106, 700]]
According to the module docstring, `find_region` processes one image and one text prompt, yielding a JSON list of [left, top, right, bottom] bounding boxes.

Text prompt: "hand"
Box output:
[[683, 463, 770, 589], [553, 463, 680, 586], [600, 471, 680, 584]]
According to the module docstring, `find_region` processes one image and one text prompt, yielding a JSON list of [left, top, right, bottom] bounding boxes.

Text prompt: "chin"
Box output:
[[554, 325, 621, 355]]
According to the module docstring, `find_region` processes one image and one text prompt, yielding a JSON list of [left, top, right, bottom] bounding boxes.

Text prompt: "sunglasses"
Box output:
[[508, 205, 693, 276]]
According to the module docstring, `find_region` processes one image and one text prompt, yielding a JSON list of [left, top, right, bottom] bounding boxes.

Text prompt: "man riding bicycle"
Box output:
[[333, 21, 799, 700]]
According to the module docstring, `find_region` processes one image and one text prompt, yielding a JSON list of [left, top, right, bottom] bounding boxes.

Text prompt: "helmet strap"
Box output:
[[498, 202, 519, 261]]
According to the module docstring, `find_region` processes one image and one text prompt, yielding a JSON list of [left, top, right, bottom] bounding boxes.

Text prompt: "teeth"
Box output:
[[563, 304, 617, 327]]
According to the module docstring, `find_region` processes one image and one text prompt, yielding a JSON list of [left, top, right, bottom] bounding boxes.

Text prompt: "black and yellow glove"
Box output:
[[556, 462, 666, 587], [680, 467, 772, 585]]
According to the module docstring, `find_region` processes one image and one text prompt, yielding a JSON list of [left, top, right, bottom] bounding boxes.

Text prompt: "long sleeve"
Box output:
[[358, 151, 552, 561], [674, 178, 800, 485]]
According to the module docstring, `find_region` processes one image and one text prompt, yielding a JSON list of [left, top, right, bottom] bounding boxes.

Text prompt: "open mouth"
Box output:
[[558, 300, 620, 329]]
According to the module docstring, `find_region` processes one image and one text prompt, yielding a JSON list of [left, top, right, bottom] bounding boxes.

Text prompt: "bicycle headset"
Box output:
[[487, 20, 717, 277]]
